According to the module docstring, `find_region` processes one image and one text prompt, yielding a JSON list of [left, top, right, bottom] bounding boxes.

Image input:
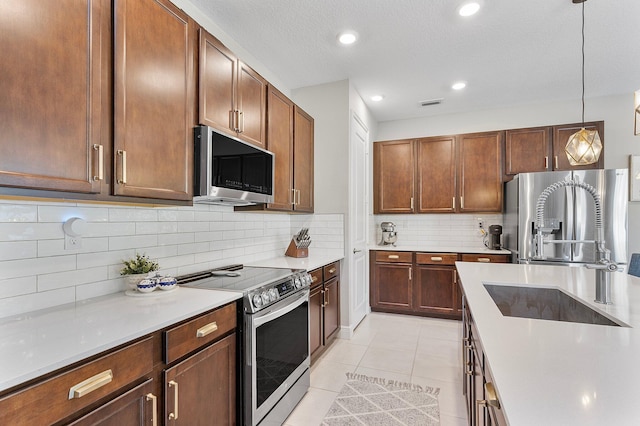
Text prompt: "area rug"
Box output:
[[321, 373, 440, 426]]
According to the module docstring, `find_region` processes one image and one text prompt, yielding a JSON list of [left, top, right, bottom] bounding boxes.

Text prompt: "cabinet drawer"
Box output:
[[374, 251, 412, 263], [165, 302, 237, 364], [460, 254, 510, 263], [323, 262, 340, 281], [310, 268, 323, 289], [416, 253, 458, 265], [0, 337, 153, 426]]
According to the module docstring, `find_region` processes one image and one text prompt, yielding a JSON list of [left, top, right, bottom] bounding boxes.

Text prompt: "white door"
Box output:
[[349, 111, 369, 329]]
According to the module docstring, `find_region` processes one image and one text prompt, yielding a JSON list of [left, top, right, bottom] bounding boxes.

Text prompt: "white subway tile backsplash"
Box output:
[[0, 223, 63, 242], [0, 277, 36, 298], [0, 288, 75, 318], [37, 205, 109, 223], [76, 279, 125, 301], [0, 255, 76, 280], [0, 203, 38, 222], [0, 241, 37, 261], [38, 267, 109, 292], [109, 235, 158, 251]]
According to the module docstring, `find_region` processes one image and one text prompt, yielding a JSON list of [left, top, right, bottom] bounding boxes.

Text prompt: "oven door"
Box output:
[[245, 289, 310, 426]]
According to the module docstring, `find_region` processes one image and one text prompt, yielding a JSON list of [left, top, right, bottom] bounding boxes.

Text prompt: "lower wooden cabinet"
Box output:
[[370, 250, 509, 319], [67, 379, 156, 426], [164, 333, 236, 425], [310, 262, 341, 362]]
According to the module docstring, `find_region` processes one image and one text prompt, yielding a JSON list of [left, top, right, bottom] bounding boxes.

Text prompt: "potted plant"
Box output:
[[120, 253, 159, 289]]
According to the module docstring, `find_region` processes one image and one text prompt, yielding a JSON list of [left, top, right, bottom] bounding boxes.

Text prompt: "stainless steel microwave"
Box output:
[[194, 126, 274, 205]]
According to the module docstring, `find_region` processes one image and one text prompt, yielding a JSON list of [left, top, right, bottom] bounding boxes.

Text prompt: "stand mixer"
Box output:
[[379, 222, 397, 246]]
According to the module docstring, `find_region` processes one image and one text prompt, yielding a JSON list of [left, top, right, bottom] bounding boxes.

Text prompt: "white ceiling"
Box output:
[[188, 0, 640, 122]]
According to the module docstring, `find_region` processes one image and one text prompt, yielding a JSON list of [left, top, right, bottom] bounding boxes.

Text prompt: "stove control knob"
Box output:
[[253, 294, 263, 308], [262, 291, 270, 304], [303, 274, 311, 286], [269, 288, 278, 300], [294, 277, 301, 289]]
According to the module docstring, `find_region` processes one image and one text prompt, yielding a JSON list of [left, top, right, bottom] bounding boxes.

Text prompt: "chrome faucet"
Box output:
[[533, 178, 621, 304]]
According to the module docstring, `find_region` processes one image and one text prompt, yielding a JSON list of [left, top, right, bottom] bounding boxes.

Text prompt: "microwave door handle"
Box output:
[[253, 290, 309, 327]]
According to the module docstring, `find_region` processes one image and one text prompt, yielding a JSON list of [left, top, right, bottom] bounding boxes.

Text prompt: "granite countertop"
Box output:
[[368, 244, 510, 255], [456, 261, 640, 426], [0, 288, 241, 393]]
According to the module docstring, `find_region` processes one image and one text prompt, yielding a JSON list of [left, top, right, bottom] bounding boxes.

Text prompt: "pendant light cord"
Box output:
[[581, 0, 585, 126]]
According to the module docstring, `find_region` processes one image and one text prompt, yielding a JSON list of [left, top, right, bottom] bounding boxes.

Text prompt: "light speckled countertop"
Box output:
[[0, 288, 240, 393], [369, 244, 510, 255], [456, 261, 640, 426], [248, 253, 344, 271]]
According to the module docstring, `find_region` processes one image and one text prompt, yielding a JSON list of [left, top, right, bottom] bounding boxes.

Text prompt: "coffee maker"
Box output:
[[380, 222, 397, 246], [488, 225, 502, 250]]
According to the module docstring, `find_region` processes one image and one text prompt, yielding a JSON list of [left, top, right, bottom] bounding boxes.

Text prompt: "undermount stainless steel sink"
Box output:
[[483, 284, 626, 327]]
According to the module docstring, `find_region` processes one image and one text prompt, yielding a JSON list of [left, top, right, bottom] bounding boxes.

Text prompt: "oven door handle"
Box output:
[[253, 290, 309, 327]]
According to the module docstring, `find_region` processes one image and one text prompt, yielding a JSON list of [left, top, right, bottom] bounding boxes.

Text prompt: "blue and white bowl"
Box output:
[[137, 279, 158, 293], [158, 276, 177, 291]]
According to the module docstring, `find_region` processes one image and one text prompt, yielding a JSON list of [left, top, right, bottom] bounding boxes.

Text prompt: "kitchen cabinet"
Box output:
[[199, 29, 267, 148], [310, 262, 341, 362], [414, 253, 458, 318], [163, 302, 237, 425], [416, 136, 457, 213], [293, 106, 315, 212], [373, 140, 415, 213], [0, 0, 195, 204], [374, 131, 503, 214], [552, 121, 604, 171], [0, 337, 155, 426], [458, 131, 504, 213], [113, 0, 195, 202], [0, 0, 108, 195], [370, 251, 413, 312], [505, 121, 604, 176], [370, 250, 509, 319]]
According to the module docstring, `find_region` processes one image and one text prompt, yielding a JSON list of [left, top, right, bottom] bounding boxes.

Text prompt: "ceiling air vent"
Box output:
[[419, 98, 444, 107]]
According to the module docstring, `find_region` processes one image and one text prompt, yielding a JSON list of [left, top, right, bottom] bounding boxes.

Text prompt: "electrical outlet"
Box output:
[[477, 217, 484, 229], [65, 235, 82, 250]]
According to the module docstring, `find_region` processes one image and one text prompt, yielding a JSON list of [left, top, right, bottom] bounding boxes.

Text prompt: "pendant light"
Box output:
[[564, 0, 602, 166]]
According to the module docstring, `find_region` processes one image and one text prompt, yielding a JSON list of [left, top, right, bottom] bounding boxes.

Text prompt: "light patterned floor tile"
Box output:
[[321, 339, 369, 365], [310, 359, 357, 392], [359, 346, 415, 375], [284, 387, 338, 426]]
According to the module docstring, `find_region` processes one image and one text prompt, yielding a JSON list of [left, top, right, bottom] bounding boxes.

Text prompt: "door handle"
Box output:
[[353, 248, 362, 254]]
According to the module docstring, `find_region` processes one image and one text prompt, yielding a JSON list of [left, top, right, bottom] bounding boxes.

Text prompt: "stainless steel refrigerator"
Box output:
[[504, 169, 628, 265]]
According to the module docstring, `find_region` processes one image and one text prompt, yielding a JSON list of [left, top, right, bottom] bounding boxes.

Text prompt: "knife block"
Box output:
[[285, 238, 308, 258]]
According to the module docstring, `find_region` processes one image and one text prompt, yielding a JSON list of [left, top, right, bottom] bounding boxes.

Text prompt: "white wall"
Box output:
[[0, 199, 343, 319], [377, 93, 640, 255]]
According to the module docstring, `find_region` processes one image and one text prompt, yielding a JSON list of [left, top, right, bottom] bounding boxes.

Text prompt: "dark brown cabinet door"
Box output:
[[164, 333, 236, 425], [505, 127, 552, 175], [323, 277, 340, 341], [68, 379, 155, 426], [114, 0, 194, 201], [293, 106, 315, 212], [552, 121, 604, 171], [416, 136, 456, 213], [198, 30, 236, 137], [373, 140, 415, 213], [371, 263, 412, 311], [309, 285, 323, 358], [458, 132, 504, 213], [0, 0, 108, 194], [265, 85, 294, 211], [237, 62, 267, 148], [414, 265, 457, 316]]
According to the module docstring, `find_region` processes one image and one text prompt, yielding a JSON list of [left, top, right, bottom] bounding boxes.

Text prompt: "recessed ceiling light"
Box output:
[[371, 95, 384, 102], [337, 31, 358, 45], [452, 81, 467, 90], [458, 2, 481, 17]]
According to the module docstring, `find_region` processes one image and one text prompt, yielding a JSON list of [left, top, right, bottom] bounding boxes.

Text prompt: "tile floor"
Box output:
[[284, 312, 468, 426]]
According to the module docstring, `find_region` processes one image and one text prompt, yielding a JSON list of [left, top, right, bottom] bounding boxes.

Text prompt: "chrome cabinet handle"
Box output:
[[196, 321, 218, 338], [146, 393, 157, 426], [168, 380, 179, 420], [68, 369, 113, 399], [93, 144, 104, 181], [117, 150, 127, 184]]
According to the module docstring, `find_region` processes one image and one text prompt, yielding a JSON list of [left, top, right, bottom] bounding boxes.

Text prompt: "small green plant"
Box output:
[[120, 253, 159, 275]]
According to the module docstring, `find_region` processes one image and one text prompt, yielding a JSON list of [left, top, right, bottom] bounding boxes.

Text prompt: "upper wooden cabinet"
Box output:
[[505, 121, 604, 175], [0, 0, 109, 194], [373, 140, 415, 213], [293, 106, 315, 212], [374, 131, 503, 214], [458, 131, 504, 213], [113, 0, 195, 202], [416, 136, 457, 213], [0, 0, 195, 203], [198, 30, 267, 148]]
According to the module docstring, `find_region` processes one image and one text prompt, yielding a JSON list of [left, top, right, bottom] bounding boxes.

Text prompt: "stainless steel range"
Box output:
[[178, 265, 312, 426]]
